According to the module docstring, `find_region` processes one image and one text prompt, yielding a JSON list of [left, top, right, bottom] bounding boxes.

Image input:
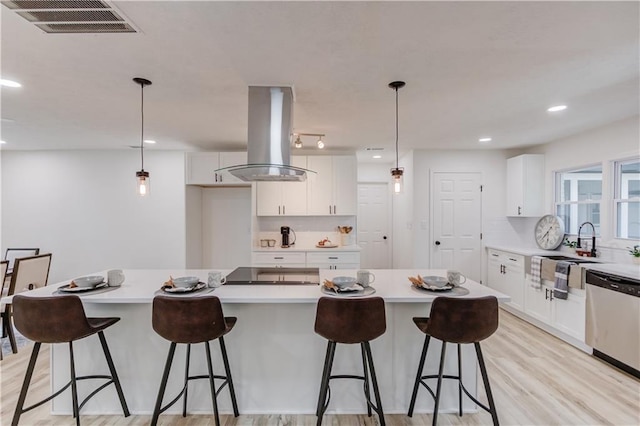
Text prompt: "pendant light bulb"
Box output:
[[294, 135, 303, 149], [317, 136, 324, 149], [133, 77, 152, 196], [388, 81, 406, 194]]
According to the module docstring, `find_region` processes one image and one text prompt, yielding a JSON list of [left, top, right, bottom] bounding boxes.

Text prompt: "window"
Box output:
[[555, 165, 602, 235], [615, 158, 640, 239]]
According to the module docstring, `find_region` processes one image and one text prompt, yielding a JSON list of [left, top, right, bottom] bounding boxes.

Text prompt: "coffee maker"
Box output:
[[280, 226, 291, 248]]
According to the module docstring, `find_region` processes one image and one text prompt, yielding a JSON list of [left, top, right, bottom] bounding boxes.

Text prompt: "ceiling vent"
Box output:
[[1, 0, 136, 33]]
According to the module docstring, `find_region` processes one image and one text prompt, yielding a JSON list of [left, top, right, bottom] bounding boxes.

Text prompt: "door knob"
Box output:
[[435, 241, 441, 245], [383, 236, 387, 240]]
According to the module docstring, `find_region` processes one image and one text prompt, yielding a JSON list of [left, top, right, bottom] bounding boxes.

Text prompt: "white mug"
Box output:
[[357, 270, 376, 288], [447, 270, 466, 286], [207, 271, 226, 288], [107, 269, 125, 287]]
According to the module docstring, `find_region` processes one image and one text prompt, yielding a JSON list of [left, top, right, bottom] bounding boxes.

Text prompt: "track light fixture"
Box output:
[[292, 133, 326, 150]]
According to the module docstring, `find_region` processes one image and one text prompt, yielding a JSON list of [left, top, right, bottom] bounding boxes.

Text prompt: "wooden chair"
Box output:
[[0, 260, 8, 360], [3, 253, 52, 355], [4, 248, 40, 274]]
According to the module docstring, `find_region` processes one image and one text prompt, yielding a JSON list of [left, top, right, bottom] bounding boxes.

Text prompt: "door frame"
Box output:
[[356, 181, 393, 269], [429, 171, 484, 281]]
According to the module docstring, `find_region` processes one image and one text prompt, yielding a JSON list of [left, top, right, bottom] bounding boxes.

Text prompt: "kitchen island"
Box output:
[[6, 269, 508, 416]]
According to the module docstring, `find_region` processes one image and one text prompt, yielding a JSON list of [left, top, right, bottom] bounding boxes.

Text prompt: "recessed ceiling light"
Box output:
[[0, 79, 22, 88], [144, 140, 156, 144], [0, 140, 6, 144], [479, 137, 492, 143], [547, 105, 567, 112], [1, 118, 15, 122], [373, 155, 382, 159]]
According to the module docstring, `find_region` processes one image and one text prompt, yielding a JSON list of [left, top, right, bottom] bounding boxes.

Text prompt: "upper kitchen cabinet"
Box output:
[[506, 154, 544, 217], [256, 156, 308, 216], [307, 156, 357, 216], [185, 152, 248, 185]]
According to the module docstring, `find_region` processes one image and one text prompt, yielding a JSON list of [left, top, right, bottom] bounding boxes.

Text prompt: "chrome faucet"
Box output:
[[577, 221, 597, 257]]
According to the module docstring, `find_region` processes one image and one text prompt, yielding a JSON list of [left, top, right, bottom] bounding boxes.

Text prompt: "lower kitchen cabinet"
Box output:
[[487, 249, 525, 311], [306, 251, 360, 270], [252, 250, 360, 269], [252, 252, 306, 267]]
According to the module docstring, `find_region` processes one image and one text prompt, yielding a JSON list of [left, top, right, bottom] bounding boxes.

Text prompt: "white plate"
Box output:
[[163, 282, 206, 293], [321, 286, 376, 298], [316, 244, 339, 248], [71, 276, 105, 288], [172, 276, 200, 288], [418, 283, 455, 291], [60, 282, 108, 293]]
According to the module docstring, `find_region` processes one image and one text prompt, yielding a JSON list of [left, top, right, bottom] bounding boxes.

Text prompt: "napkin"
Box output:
[[161, 276, 176, 290]]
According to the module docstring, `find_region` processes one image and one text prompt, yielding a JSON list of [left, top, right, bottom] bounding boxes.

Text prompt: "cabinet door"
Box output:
[[332, 156, 357, 215], [256, 181, 282, 216], [487, 252, 505, 292], [506, 154, 544, 217], [506, 155, 524, 216], [282, 156, 308, 215], [552, 292, 586, 341], [524, 282, 552, 323], [503, 256, 525, 310], [307, 156, 334, 215], [218, 152, 248, 184], [186, 152, 219, 185]]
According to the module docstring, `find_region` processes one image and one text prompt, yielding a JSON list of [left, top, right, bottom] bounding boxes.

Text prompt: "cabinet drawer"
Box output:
[[252, 252, 306, 264], [306, 251, 360, 264]]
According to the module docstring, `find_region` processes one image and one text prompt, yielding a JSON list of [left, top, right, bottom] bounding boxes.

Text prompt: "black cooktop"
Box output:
[[225, 267, 320, 285]]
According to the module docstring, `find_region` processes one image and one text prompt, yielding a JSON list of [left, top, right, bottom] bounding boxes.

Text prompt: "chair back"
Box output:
[[12, 295, 94, 343], [0, 260, 8, 311], [152, 295, 228, 344], [314, 296, 386, 344], [8, 253, 52, 295], [426, 296, 499, 344], [5, 248, 40, 272]]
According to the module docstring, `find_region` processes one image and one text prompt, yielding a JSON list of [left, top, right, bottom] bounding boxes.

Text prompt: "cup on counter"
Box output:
[[260, 239, 269, 247], [207, 271, 226, 288], [267, 239, 276, 247], [357, 270, 376, 288], [446, 270, 466, 286], [107, 269, 125, 287]]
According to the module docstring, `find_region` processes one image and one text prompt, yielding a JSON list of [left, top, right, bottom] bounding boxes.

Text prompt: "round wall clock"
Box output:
[[534, 214, 566, 250]]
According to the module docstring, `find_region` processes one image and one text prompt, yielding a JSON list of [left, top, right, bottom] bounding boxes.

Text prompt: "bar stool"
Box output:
[[407, 296, 500, 425], [314, 296, 386, 426], [151, 295, 239, 426], [11, 295, 130, 426]]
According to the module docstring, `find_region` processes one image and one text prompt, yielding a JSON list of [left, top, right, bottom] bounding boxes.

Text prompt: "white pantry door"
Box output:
[[431, 172, 482, 281], [357, 183, 391, 268]]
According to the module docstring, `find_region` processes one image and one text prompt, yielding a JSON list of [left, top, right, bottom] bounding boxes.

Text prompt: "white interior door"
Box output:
[[431, 172, 482, 281], [202, 187, 252, 269], [357, 183, 391, 268]]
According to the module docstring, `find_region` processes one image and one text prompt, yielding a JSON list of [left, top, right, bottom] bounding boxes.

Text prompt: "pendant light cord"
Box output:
[[140, 83, 145, 171], [395, 87, 399, 169]]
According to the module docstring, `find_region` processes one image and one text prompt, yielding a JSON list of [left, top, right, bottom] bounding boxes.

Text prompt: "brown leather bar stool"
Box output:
[[314, 296, 386, 426], [407, 296, 500, 425], [151, 295, 239, 426], [11, 295, 130, 426]]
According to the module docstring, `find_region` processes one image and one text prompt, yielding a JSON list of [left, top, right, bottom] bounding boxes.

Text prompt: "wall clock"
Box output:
[[534, 214, 566, 250]]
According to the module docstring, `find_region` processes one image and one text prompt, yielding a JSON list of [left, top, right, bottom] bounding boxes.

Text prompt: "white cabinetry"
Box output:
[[486, 249, 525, 311], [186, 152, 248, 185], [506, 154, 544, 217], [252, 252, 306, 267], [256, 156, 308, 216], [307, 156, 357, 216], [306, 251, 360, 270]]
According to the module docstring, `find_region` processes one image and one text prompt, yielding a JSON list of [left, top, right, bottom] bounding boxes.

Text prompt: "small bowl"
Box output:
[[332, 276, 357, 290], [172, 276, 200, 288], [73, 276, 104, 288], [421, 276, 449, 288]]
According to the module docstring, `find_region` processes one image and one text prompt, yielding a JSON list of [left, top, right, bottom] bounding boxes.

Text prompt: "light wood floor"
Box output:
[[1, 310, 638, 425]]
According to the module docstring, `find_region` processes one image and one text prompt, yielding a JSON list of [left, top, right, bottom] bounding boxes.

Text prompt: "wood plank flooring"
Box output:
[[1, 310, 638, 425]]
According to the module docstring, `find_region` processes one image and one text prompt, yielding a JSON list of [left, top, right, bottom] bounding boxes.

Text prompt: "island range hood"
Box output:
[[219, 86, 313, 182]]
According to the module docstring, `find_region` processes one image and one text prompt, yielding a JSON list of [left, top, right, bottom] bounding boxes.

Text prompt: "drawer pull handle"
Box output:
[[491, 254, 499, 257], [274, 257, 284, 259], [509, 258, 518, 262], [329, 257, 338, 260]]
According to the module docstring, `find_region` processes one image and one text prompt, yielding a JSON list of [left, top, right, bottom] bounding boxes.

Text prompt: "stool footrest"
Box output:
[[20, 375, 115, 414], [158, 375, 230, 416]]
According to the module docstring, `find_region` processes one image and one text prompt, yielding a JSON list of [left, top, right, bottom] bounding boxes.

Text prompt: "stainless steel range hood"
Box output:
[[219, 86, 313, 182]]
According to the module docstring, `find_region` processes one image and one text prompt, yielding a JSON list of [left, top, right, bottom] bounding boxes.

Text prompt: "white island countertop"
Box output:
[[5, 268, 509, 304]]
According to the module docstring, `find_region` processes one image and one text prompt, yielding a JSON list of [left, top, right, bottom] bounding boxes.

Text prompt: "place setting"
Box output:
[[54, 269, 125, 295], [155, 272, 225, 297], [408, 270, 470, 296], [321, 270, 376, 297]]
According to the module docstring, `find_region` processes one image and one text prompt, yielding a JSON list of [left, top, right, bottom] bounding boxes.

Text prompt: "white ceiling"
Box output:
[[1, 1, 638, 163]]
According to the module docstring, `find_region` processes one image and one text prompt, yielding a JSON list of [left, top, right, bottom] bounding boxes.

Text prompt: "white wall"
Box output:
[[1, 150, 186, 283]]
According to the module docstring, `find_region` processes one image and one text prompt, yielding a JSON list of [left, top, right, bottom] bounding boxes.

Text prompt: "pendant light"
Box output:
[[389, 81, 406, 194], [133, 77, 152, 196]]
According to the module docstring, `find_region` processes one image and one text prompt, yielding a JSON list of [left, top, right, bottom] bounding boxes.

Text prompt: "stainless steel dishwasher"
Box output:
[[585, 270, 640, 378]]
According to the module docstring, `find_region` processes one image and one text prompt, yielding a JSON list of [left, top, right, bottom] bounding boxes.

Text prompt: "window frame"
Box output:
[[554, 163, 603, 236], [613, 156, 640, 240]]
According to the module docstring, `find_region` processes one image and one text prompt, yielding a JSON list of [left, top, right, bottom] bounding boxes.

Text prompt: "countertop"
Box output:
[[252, 244, 361, 252], [2, 268, 508, 304], [582, 263, 640, 281]]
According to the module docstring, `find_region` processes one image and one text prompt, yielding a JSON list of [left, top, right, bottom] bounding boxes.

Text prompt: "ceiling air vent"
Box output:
[[1, 0, 136, 33]]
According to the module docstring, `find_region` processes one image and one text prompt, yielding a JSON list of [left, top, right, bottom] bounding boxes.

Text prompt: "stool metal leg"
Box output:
[[360, 343, 372, 417], [432, 341, 447, 426], [151, 342, 177, 426], [363, 341, 385, 426], [11, 342, 41, 426], [408, 334, 431, 417], [457, 343, 463, 416], [475, 342, 499, 426], [4, 311, 18, 354], [69, 341, 80, 426], [97, 331, 130, 417], [205, 340, 221, 426], [183, 343, 191, 417], [316, 341, 336, 425], [219, 336, 239, 417]]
